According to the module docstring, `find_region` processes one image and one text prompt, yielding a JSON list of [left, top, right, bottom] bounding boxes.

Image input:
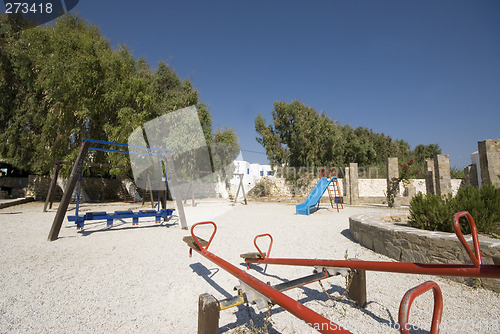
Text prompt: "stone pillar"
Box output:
[[478, 139, 500, 188], [344, 166, 351, 203], [424, 159, 435, 195], [463, 164, 478, 188], [349, 163, 359, 205], [386, 158, 399, 207], [433, 154, 452, 196]]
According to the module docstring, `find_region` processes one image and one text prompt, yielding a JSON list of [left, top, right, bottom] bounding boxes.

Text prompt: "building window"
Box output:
[[260, 171, 263, 176], [247, 168, 250, 174]]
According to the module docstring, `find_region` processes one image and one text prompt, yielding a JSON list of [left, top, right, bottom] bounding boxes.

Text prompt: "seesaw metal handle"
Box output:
[[329, 167, 337, 178], [398, 281, 443, 334], [190, 221, 217, 252], [453, 211, 482, 267], [254, 233, 273, 259]]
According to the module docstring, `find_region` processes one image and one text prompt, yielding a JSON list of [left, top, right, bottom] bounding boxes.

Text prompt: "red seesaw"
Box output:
[[185, 211, 499, 333]]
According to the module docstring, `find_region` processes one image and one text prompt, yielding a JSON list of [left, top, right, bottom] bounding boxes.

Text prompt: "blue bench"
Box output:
[[68, 208, 175, 229]]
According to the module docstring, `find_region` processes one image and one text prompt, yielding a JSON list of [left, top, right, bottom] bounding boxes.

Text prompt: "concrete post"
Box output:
[[344, 166, 350, 203], [349, 163, 359, 205], [386, 157, 399, 207], [433, 154, 452, 196], [463, 165, 479, 188], [478, 139, 500, 188], [424, 159, 435, 195]]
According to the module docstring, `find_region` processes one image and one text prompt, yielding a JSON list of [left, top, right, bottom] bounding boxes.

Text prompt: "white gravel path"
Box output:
[[0, 200, 498, 333]]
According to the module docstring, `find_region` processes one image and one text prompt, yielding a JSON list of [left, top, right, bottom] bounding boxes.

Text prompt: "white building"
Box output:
[[230, 160, 274, 190]]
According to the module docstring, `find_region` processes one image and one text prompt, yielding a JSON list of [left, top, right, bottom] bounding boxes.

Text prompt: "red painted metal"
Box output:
[[191, 221, 217, 251], [254, 233, 273, 259], [319, 167, 327, 178], [188, 222, 352, 334], [453, 211, 482, 267], [188, 212, 499, 333], [398, 281, 443, 334], [244, 257, 500, 278]]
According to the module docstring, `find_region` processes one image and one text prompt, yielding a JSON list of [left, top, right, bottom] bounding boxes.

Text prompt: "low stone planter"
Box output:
[[349, 213, 500, 292]]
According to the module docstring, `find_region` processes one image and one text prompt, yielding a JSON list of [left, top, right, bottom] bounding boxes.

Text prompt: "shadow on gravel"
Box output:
[[341, 228, 357, 242]]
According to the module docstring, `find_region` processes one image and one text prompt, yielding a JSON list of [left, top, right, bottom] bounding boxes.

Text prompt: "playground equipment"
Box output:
[[185, 211, 500, 333], [296, 168, 342, 215], [47, 139, 187, 241], [43, 160, 130, 212], [66, 139, 175, 229]]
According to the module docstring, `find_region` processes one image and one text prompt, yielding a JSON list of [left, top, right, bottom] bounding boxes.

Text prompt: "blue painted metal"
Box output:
[[82, 138, 171, 152], [68, 138, 173, 230], [88, 146, 162, 157], [295, 177, 336, 215], [68, 208, 175, 229]]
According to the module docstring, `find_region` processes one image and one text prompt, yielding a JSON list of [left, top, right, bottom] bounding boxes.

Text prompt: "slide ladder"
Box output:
[[324, 168, 343, 212]]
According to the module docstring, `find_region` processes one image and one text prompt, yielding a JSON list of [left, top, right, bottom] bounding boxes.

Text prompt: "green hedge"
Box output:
[[409, 185, 500, 236]]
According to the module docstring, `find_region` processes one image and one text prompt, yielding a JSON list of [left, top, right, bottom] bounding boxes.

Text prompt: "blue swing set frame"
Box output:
[[67, 139, 175, 229]]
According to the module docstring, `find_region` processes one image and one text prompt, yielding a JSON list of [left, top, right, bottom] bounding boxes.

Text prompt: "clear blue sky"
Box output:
[[49, 1, 500, 167]]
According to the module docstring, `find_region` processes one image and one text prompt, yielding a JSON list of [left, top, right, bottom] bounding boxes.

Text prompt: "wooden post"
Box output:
[[198, 293, 219, 334], [43, 162, 61, 212], [47, 141, 90, 241], [348, 269, 367, 308], [234, 174, 247, 205]]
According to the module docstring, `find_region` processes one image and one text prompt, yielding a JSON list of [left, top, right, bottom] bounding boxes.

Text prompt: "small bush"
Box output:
[[249, 177, 276, 197], [409, 192, 456, 232], [409, 185, 500, 237]]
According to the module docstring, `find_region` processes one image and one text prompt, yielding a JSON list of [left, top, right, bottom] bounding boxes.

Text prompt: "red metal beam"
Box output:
[[244, 257, 500, 278]]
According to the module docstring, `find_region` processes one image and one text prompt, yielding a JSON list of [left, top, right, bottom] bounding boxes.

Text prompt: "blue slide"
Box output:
[[296, 177, 333, 215]]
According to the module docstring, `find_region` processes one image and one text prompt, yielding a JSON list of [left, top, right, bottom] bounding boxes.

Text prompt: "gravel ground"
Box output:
[[0, 200, 498, 333]]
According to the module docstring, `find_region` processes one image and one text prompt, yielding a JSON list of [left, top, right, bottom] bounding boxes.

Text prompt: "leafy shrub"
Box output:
[[453, 185, 500, 235], [409, 185, 500, 236], [408, 193, 456, 232]]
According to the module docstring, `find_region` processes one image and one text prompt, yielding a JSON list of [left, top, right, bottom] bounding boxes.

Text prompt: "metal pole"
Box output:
[[244, 257, 500, 279]]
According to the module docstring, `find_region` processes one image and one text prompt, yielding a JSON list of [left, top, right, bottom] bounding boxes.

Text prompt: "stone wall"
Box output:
[[349, 213, 500, 292], [0, 176, 29, 198], [26, 176, 61, 201], [26, 176, 127, 202], [250, 176, 463, 203]]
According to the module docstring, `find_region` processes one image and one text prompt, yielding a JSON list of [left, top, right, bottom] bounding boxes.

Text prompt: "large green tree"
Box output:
[[255, 100, 440, 170], [0, 14, 237, 174]]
